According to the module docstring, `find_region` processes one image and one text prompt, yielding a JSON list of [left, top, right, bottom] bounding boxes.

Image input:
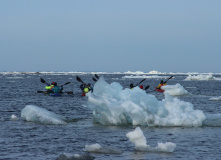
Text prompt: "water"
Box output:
[[1, 72, 221, 159]]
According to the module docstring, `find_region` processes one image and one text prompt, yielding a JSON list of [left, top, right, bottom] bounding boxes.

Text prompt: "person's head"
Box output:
[[54, 82, 57, 86], [139, 85, 143, 89], [130, 83, 134, 89], [160, 80, 164, 84], [51, 82, 55, 85], [88, 83, 91, 87]]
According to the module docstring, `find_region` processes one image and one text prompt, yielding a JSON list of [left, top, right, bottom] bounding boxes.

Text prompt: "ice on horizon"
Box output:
[[1, 70, 221, 76], [184, 74, 221, 81], [21, 105, 67, 125], [126, 127, 176, 152], [86, 77, 205, 127]]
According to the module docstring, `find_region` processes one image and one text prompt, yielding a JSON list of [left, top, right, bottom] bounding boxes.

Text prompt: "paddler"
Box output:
[[83, 83, 93, 94], [130, 83, 134, 89], [156, 80, 167, 89], [51, 82, 63, 93]]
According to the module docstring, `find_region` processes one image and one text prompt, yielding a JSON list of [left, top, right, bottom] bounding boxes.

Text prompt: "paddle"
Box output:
[[95, 74, 99, 79], [40, 78, 71, 86], [92, 78, 97, 82], [60, 82, 71, 87], [76, 76, 85, 84], [144, 85, 150, 90], [40, 78, 50, 86], [164, 76, 173, 83], [92, 74, 99, 82], [37, 91, 73, 95], [134, 78, 146, 88]]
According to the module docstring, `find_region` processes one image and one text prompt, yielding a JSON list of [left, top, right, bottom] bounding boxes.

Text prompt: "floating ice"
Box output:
[[122, 75, 169, 79], [10, 114, 19, 121], [87, 77, 205, 126], [21, 105, 67, 125], [57, 153, 95, 160], [209, 96, 221, 101], [161, 84, 189, 96], [126, 127, 176, 152], [85, 143, 122, 154], [184, 74, 218, 81], [203, 114, 221, 127]]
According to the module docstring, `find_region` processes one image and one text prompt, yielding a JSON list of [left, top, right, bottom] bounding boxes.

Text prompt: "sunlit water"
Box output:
[[1, 73, 221, 160]]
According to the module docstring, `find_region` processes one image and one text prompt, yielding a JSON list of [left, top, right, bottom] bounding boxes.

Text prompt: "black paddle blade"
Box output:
[[144, 85, 150, 90], [135, 78, 146, 87], [37, 91, 44, 93], [66, 91, 73, 94], [63, 82, 70, 86], [76, 76, 83, 83], [93, 78, 97, 82], [95, 74, 99, 79], [40, 78, 46, 83], [140, 78, 146, 83], [164, 76, 173, 83]]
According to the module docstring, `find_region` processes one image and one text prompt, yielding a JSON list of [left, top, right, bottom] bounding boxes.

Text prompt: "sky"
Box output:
[[0, 0, 221, 73]]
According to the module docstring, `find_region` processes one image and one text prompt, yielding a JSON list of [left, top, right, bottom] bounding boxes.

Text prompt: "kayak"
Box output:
[[49, 93, 62, 97], [37, 91, 73, 96], [155, 88, 165, 92]]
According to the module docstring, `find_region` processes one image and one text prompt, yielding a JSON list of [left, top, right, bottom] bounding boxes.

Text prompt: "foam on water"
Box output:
[[86, 77, 206, 126], [21, 105, 67, 125], [161, 84, 189, 96], [126, 127, 176, 152]]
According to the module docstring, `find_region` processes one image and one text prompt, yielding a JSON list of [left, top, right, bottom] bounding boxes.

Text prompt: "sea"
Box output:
[[1, 71, 221, 160]]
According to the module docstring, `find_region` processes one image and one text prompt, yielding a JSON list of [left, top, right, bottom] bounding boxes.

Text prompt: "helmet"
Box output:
[[54, 82, 57, 86], [161, 80, 164, 84], [51, 82, 55, 85], [88, 83, 91, 86], [139, 85, 143, 89]]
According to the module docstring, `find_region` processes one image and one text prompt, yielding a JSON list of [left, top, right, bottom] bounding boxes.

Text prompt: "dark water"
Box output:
[[1, 73, 221, 160]]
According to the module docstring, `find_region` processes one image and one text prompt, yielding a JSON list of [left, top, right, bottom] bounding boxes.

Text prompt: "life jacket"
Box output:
[[45, 85, 54, 90], [84, 87, 90, 93], [157, 83, 167, 89]]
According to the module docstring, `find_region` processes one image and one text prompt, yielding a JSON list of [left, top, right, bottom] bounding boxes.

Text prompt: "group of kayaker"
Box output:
[[40, 75, 172, 96]]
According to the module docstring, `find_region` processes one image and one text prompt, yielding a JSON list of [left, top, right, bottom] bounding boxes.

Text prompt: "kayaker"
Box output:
[[51, 82, 63, 93], [83, 83, 93, 94], [156, 80, 167, 89], [45, 82, 55, 93], [130, 83, 134, 89]]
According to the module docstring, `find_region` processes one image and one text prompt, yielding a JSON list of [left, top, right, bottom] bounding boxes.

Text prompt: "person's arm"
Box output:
[[156, 84, 161, 89]]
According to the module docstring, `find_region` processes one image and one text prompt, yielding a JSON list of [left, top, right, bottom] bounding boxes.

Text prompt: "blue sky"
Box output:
[[0, 0, 221, 73]]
